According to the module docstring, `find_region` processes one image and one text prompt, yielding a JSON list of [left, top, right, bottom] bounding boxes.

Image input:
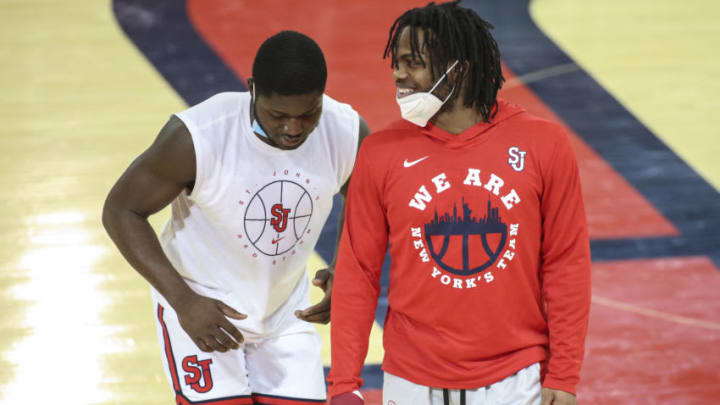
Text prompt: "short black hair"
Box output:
[[384, 1, 505, 122], [252, 31, 327, 97]]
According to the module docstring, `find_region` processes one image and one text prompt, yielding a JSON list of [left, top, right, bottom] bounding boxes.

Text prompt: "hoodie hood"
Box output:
[[420, 99, 525, 149]]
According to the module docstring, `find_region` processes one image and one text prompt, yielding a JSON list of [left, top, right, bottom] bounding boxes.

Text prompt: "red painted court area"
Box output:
[[585, 257, 720, 404], [186, 1, 720, 403]]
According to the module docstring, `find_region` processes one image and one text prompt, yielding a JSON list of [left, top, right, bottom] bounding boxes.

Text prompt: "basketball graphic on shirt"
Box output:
[[243, 180, 313, 256], [424, 199, 507, 275]]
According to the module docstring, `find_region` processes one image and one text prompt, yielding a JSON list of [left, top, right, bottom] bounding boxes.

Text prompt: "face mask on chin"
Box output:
[[396, 60, 460, 127]]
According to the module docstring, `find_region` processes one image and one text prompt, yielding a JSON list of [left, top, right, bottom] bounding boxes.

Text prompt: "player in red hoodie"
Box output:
[[328, 2, 591, 405]]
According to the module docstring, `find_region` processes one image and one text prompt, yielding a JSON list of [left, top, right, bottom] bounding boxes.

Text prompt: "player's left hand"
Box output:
[[295, 267, 333, 324], [541, 388, 577, 405]]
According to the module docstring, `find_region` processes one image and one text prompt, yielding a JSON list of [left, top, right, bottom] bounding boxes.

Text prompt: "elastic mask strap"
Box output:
[[428, 60, 460, 94], [252, 86, 269, 139], [441, 83, 457, 104]]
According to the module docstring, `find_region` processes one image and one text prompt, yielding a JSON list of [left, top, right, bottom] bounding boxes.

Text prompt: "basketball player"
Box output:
[[328, 2, 590, 405], [103, 31, 369, 404]]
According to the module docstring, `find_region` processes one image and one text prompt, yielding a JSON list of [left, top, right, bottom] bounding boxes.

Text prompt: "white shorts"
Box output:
[[153, 300, 326, 404], [382, 363, 541, 405]]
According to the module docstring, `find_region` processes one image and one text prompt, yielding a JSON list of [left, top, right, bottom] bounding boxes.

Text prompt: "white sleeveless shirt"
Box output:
[[159, 92, 359, 337]]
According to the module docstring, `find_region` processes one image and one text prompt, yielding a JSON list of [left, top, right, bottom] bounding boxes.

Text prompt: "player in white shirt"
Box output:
[[103, 31, 369, 405]]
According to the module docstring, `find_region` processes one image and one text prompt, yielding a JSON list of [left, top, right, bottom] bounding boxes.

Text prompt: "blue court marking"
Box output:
[[113, 0, 246, 105]]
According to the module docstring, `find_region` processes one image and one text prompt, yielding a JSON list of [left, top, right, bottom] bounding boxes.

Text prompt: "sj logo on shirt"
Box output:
[[239, 169, 318, 259], [270, 203, 291, 232]]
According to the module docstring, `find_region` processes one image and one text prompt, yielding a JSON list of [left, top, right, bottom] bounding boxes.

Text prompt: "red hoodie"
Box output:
[[328, 100, 591, 396]]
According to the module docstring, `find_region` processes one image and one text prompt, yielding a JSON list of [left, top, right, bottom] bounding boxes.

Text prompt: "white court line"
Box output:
[[592, 294, 720, 331], [504, 63, 580, 89]]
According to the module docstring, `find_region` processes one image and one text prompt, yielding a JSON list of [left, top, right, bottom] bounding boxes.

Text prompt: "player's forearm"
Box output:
[[328, 272, 379, 396], [538, 130, 592, 393], [542, 269, 590, 394], [541, 211, 591, 394], [327, 145, 387, 395], [328, 224, 383, 395], [102, 205, 194, 307]]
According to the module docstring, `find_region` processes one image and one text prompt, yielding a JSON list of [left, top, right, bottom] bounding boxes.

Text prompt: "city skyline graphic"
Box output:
[[425, 199, 508, 275]]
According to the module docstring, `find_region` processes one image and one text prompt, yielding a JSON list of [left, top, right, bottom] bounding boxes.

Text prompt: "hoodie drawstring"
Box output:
[[441, 388, 466, 405]]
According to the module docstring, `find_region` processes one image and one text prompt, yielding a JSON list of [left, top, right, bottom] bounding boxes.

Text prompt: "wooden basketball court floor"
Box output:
[[1, 0, 719, 404]]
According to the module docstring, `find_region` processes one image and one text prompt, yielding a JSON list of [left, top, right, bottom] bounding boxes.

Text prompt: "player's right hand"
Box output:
[[173, 292, 247, 353], [541, 388, 577, 405], [329, 391, 364, 405]]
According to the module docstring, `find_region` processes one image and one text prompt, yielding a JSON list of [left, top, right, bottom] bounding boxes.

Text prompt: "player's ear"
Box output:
[[449, 60, 467, 82]]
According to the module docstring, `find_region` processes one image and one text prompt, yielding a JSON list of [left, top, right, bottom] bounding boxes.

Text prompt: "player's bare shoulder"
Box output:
[[102, 114, 197, 226], [143, 115, 197, 188]]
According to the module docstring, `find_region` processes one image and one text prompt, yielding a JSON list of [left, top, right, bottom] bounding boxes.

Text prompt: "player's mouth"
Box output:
[[280, 133, 305, 148], [396, 87, 416, 99]]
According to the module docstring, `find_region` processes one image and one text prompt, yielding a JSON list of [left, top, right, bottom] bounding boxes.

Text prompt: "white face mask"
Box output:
[[396, 60, 459, 127], [251, 86, 270, 139]]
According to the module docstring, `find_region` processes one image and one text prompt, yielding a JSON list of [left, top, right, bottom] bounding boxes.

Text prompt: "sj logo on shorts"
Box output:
[[182, 355, 214, 393]]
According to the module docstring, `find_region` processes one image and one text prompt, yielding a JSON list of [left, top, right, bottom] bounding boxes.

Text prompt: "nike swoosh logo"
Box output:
[[403, 156, 429, 168], [271, 237, 285, 244]]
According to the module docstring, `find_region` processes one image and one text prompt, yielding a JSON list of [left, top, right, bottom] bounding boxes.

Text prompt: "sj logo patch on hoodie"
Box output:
[[508, 146, 527, 172]]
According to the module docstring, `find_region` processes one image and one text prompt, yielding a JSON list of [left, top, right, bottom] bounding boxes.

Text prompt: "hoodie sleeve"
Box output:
[[327, 141, 389, 397], [539, 127, 592, 395]]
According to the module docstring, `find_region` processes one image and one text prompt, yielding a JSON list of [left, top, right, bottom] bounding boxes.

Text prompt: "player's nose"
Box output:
[[392, 65, 408, 81], [283, 118, 303, 135]]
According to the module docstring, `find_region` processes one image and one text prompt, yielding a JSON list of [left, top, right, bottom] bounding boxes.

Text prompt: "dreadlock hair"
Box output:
[[384, 1, 505, 122], [253, 31, 327, 97]]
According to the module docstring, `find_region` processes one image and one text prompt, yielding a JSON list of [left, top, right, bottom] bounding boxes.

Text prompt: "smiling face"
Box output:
[[252, 86, 323, 150], [392, 26, 453, 103]]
